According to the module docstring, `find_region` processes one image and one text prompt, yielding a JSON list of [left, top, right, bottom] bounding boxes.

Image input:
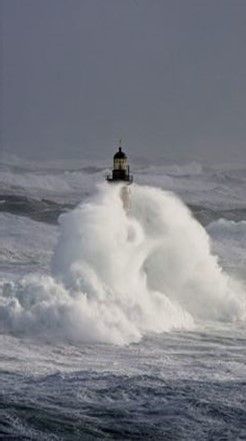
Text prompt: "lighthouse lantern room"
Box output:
[[106, 145, 133, 184]]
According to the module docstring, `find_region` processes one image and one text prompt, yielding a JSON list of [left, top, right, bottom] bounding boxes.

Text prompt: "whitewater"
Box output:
[[0, 159, 245, 440]]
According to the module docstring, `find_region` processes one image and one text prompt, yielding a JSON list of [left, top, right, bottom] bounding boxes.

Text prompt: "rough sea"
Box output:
[[0, 155, 245, 440]]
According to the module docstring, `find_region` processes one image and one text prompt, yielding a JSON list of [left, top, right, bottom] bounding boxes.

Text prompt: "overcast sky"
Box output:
[[2, 0, 246, 163]]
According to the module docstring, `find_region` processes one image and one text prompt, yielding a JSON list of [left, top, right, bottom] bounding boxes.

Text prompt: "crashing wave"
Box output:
[[0, 184, 245, 344]]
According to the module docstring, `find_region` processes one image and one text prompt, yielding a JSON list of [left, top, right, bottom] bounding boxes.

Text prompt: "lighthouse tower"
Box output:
[[106, 144, 133, 184]]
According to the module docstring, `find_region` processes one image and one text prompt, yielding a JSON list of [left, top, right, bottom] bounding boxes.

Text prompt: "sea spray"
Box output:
[[0, 184, 244, 344]]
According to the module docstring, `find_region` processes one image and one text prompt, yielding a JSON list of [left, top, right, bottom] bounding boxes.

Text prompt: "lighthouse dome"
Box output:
[[114, 147, 127, 159]]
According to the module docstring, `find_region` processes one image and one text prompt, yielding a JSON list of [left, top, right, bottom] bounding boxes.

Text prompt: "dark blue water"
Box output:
[[0, 330, 245, 440]]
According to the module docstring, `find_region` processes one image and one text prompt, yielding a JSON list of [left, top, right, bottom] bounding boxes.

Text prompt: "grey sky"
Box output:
[[2, 0, 246, 163]]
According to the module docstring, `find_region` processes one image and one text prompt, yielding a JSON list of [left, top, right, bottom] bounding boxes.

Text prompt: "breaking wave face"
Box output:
[[0, 184, 245, 345]]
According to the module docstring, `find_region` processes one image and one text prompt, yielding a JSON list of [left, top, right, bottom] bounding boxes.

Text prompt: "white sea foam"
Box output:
[[0, 213, 57, 265], [0, 170, 99, 201], [0, 184, 245, 344]]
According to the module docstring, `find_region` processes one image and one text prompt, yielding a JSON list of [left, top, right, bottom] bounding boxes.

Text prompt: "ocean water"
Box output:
[[0, 157, 245, 440]]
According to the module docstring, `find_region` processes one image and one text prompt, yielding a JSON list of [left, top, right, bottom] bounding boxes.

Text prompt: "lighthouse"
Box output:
[[106, 144, 133, 184], [106, 143, 133, 212]]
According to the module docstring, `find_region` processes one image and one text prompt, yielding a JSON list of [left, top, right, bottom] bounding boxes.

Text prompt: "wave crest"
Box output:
[[0, 184, 245, 344]]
